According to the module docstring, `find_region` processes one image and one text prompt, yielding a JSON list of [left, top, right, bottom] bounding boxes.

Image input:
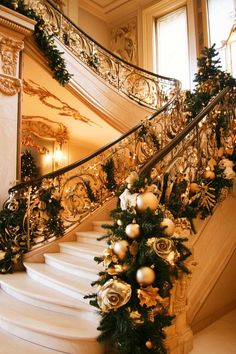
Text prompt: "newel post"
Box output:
[[0, 5, 35, 206], [165, 259, 195, 354]]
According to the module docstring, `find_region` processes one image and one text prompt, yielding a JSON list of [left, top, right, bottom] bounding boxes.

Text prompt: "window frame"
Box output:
[[141, 0, 197, 89]]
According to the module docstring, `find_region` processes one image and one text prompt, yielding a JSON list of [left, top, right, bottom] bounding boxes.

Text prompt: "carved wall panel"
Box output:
[[111, 18, 138, 65], [0, 34, 23, 95]]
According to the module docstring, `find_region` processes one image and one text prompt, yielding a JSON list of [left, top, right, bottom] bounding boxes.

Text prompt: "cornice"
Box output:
[[0, 5, 35, 36]]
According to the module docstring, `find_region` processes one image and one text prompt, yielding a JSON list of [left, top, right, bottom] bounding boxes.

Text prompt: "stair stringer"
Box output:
[[24, 36, 153, 134], [187, 195, 236, 326]]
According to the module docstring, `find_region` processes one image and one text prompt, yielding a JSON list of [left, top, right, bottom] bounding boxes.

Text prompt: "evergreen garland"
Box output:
[[102, 158, 117, 191], [84, 180, 97, 202], [86, 175, 191, 354], [185, 44, 235, 122], [1, 0, 72, 86]]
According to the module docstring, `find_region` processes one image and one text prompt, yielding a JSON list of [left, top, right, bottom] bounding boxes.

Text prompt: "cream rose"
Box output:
[[97, 278, 131, 313], [153, 238, 179, 266]]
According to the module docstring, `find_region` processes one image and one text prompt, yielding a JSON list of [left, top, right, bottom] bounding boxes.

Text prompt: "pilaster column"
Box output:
[[0, 5, 35, 207]]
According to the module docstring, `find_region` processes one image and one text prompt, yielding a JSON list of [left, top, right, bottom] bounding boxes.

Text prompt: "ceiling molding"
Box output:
[[78, 0, 155, 24]]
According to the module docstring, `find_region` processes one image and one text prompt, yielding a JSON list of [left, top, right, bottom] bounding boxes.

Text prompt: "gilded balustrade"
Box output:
[[22, 0, 179, 110]]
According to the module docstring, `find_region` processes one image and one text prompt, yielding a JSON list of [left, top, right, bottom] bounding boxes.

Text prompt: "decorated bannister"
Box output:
[[2, 0, 180, 110]]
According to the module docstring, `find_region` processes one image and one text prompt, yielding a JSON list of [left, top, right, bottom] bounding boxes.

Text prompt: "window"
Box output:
[[156, 7, 190, 89], [207, 0, 236, 70]]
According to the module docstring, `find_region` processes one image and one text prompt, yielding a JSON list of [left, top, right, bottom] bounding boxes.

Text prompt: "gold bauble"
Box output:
[[190, 183, 201, 193], [113, 240, 129, 259], [203, 170, 215, 180], [145, 340, 153, 349], [117, 219, 123, 226], [160, 218, 175, 236], [225, 147, 233, 155], [125, 223, 140, 239], [136, 192, 158, 213], [136, 266, 156, 286]]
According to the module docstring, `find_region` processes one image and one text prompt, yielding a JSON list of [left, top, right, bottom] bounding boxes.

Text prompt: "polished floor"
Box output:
[[190, 309, 236, 354]]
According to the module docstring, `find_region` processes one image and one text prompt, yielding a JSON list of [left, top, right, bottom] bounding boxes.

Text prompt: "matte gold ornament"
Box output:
[[113, 240, 129, 259], [117, 219, 123, 226], [97, 278, 132, 313], [125, 223, 140, 239], [136, 267, 156, 286], [203, 170, 215, 180], [136, 192, 158, 213], [145, 340, 153, 349], [160, 218, 175, 236]]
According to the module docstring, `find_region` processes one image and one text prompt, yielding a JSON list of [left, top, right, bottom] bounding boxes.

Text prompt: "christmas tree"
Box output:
[[185, 44, 234, 121], [86, 172, 191, 354], [21, 150, 39, 181]]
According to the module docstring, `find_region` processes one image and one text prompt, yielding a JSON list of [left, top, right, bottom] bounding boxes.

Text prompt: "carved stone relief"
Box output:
[[111, 18, 138, 65], [0, 34, 24, 96], [0, 35, 24, 77]]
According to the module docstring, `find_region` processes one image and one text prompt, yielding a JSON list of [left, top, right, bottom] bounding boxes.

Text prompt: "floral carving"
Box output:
[[0, 75, 21, 95]]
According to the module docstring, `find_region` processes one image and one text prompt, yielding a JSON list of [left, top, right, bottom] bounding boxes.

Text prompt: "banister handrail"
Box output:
[[45, 0, 178, 84], [140, 86, 232, 176], [22, 0, 180, 110], [9, 93, 178, 193]]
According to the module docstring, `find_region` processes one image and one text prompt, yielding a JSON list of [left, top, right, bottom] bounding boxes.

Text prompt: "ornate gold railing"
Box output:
[[23, 0, 180, 110]]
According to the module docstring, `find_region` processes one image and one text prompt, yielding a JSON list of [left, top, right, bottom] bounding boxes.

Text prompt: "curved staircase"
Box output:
[[0, 221, 108, 354]]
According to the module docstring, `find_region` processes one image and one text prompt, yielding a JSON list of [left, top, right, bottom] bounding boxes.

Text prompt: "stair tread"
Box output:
[[0, 291, 99, 339], [59, 242, 104, 255], [0, 327, 63, 354], [24, 263, 95, 295], [45, 253, 103, 272], [0, 273, 91, 311]]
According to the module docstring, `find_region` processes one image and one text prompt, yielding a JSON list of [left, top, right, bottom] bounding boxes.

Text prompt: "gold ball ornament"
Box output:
[[136, 192, 158, 213], [136, 266, 156, 286], [190, 182, 201, 193], [117, 219, 123, 226], [125, 223, 140, 239], [203, 170, 215, 180], [145, 340, 153, 349], [160, 218, 175, 236], [113, 240, 129, 259]]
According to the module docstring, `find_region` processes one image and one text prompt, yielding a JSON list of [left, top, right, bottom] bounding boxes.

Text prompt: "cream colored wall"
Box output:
[[64, 0, 110, 48], [192, 249, 236, 333]]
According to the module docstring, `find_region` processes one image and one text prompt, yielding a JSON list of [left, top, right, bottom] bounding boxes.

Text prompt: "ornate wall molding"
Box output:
[[0, 35, 24, 76], [22, 115, 69, 145], [111, 18, 138, 65], [0, 73, 21, 95]]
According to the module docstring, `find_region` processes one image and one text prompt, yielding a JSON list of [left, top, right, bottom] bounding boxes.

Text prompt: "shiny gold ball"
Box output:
[[136, 266, 156, 286], [125, 223, 140, 239], [190, 183, 201, 193], [117, 219, 123, 226], [160, 218, 175, 236], [145, 340, 153, 349], [136, 192, 158, 213], [203, 170, 215, 180], [113, 240, 129, 259]]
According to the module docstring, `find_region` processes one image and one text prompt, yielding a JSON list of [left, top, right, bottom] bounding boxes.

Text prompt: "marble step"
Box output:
[[44, 253, 101, 281], [76, 231, 107, 247], [0, 273, 95, 318], [59, 242, 103, 261], [24, 263, 96, 302], [0, 327, 64, 354], [0, 291, 101, 354], [92, 220, 113, 232]]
